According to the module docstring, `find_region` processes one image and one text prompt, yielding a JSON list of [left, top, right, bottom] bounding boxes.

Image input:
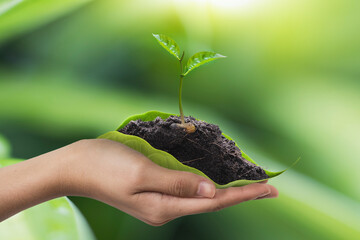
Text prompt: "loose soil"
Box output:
[[119, 115, 268, 184]]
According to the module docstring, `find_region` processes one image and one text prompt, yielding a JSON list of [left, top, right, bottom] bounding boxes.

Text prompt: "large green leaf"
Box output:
[[0, 0, 92, 45], [152, 33, 181, 60], [99, 110, 287, 188], [183, 51, 226, 76], [0, 159, 95, 240]]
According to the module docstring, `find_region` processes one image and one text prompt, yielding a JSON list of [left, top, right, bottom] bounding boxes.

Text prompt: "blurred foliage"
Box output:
[[0, 158, 95, 240], [0, 0, 359, 239], [0, 0, 91, 44], [0, 134, 10, 159]]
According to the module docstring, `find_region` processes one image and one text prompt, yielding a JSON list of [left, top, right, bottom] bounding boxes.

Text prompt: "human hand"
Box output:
[[59, 139, 278, 226]]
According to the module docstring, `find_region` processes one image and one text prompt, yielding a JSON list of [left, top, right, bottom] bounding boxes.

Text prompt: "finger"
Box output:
[[139, 165, 216, 198], [259, 180, 268, 184], [163, 183, 273, 218]]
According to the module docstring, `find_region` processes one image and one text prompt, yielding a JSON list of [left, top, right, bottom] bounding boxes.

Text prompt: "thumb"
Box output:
[[140, 165, 216, 198]]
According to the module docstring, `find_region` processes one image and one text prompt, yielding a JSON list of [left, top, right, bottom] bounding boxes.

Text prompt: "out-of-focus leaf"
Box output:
[[0, 0, 92, 45], [0, 0, 23, 15], [0, 159, 95, 240], [152, 33, 181, 60], [183, 51, 226, 76], [0, 75, 179, 137], [0, 134, 10, 159], [98, 110, 286, 188]]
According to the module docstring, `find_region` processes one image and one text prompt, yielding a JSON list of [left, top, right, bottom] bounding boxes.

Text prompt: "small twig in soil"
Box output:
[[181, 157, 205, 164], [167, 132, 191, 146], [237, 167, 264, 180], [185, 138, 214, 155], [211, 142, 223, 149]]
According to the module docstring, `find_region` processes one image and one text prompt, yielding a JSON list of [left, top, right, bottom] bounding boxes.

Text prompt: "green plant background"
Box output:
[[0, 0, 359, 239]]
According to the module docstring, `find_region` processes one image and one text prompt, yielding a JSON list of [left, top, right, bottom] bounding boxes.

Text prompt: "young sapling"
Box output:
[[152, 33, 226, 133], [99, 34, 290, 185]]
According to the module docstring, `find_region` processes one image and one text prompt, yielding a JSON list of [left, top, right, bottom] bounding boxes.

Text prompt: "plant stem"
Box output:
[[179, 51, 185, 125], [179, 75, 184, 125]]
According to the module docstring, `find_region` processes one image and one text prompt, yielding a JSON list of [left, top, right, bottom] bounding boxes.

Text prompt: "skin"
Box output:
[[0, 139, 278, 226]]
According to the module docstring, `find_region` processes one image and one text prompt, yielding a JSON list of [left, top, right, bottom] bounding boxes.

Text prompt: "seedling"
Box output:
[[152, 33, 226, 133], [98, 34, 293, 187]]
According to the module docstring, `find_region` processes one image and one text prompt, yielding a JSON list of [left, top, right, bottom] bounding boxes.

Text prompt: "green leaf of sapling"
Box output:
[[183, 51, 226, 76], [152, 33, 181, 60]]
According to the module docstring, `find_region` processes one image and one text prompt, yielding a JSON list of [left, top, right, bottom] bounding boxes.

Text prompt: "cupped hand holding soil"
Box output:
[[59, 139, 279, 226]]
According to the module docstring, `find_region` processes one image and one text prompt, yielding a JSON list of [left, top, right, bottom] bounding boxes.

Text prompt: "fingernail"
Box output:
[[256, 186, 271, 199], [197, 181, 215, 198], [255, 193, 270, 200], [255, 194, 278, 200], [257, 192, 270, 198]]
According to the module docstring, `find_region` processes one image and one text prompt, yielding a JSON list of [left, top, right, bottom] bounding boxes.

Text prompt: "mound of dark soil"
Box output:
[[119, 115, 268, 184]]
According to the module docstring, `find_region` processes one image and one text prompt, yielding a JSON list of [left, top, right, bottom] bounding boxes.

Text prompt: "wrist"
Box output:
[[30, 145, 74, 199], [55, 140, 95, 198]]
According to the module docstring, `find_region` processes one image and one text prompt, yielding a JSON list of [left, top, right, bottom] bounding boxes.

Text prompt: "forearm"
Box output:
[[0, 147, 67, 221]]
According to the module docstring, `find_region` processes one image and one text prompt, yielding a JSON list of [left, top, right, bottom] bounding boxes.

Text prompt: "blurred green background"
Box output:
[[0, 0, 359, 239]]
